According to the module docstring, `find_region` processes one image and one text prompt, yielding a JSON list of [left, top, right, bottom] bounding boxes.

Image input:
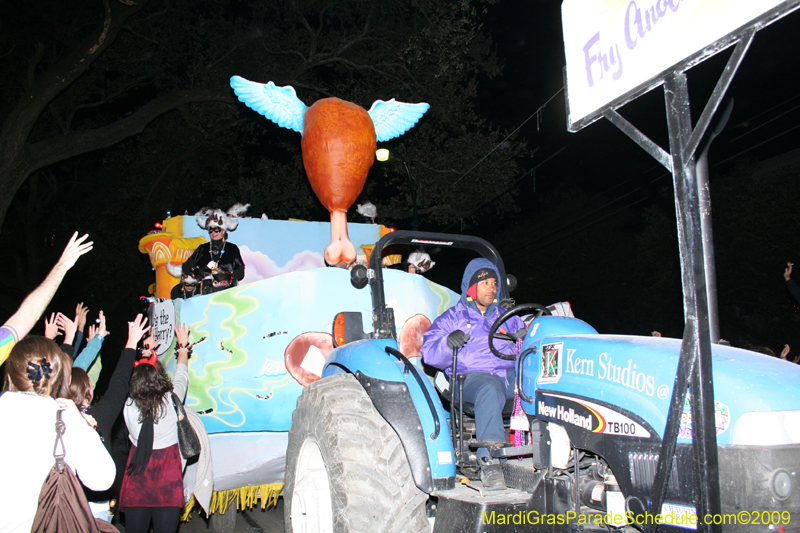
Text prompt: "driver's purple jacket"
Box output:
[[421, 258, 525, 379]]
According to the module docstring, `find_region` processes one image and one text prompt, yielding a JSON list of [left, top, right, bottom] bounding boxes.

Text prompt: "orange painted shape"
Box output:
[[301, 98, 377, 212]]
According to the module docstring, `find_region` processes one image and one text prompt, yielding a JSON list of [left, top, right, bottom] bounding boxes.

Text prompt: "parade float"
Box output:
[[137, 79, 435, 527], [138, 214, 455, 523]]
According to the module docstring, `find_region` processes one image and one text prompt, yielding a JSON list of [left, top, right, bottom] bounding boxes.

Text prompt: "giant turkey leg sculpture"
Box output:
[[230, 76, 429, 266]]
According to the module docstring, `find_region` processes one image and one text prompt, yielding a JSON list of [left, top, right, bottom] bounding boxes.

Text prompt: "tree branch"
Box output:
[[24, 43, 45, 92], [1, 0, 151, 170], [144, 116, 248, 207], [17, 89, 234, 179]]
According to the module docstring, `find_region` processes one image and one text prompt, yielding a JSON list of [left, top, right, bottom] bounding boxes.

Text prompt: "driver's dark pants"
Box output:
[[458, 368, 515, 462]]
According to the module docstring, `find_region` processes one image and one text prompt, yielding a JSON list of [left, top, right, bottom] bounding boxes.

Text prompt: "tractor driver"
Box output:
[[421, 258, 525, 491]]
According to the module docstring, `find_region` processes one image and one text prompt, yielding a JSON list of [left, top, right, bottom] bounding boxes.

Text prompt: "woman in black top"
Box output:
[[181, 208, 245, 294]]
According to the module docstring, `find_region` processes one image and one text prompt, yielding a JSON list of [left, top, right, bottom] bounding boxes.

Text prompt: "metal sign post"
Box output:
[[561, 2, 800, 531]]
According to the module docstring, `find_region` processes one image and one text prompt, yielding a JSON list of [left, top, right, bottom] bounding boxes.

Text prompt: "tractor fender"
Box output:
[[323, 338, 456, 492]]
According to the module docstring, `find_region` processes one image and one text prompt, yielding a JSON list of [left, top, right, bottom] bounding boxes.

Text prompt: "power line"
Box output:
[[506, 196, 652, 263], [443, 146, 568, 233], [428, 87, 564, 208], [506, 114, 800, 262], [503, 93, 800, 260], [505, 171, 671, 261]]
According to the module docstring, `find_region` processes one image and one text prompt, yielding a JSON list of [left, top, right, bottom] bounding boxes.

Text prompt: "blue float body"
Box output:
[[324, 338, 456, 480]]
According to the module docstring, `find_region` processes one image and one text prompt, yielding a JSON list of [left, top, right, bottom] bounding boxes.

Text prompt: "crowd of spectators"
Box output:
[[0, 233, 201, 533]]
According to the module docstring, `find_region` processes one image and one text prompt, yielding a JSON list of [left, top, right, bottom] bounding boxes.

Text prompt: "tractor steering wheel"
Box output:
[[487, 303, 551, 360]]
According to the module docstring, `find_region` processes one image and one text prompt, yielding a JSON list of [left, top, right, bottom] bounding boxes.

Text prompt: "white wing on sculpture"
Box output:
[[230, 76, 308, 134], [368, 99, 430, 142]]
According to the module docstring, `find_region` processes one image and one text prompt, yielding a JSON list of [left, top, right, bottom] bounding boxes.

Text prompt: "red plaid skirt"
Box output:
[[119, 443, 183, 510]]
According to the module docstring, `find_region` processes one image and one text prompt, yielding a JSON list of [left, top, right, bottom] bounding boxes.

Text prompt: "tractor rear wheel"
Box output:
[[284, 373, 430, 533]]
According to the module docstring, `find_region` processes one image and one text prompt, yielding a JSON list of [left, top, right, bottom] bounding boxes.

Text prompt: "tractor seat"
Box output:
[[434, 371, 516, 418]]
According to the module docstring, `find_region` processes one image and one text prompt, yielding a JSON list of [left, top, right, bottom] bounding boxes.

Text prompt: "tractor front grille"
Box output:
[[629, 452, 680, 493]]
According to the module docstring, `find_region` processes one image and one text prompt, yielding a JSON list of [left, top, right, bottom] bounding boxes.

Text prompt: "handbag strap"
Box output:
[[53, 409, 67, 472], [171, 392, 186, 420]]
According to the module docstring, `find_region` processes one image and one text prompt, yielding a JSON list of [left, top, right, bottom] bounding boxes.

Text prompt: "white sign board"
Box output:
[[562, 0, 799, 131], [149, 299, 175, 356]]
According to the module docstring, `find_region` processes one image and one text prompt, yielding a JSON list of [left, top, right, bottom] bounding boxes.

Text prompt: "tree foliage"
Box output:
[[0, 0, 532, 319]]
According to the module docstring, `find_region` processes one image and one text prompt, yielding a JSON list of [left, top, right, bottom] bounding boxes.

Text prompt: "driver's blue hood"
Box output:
[[460, 258, 501, 315]]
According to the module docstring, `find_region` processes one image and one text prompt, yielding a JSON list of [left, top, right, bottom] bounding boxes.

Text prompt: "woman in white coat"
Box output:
[[0, 336, 115, 533]]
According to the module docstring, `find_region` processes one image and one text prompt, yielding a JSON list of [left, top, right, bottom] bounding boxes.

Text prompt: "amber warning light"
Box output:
[[333, 313, 347, 347], [332, 312, 369, 347]]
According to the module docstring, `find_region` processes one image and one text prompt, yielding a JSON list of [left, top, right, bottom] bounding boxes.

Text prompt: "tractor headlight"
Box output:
[[731, 411, 800, 445], [770, 469, 792, 501]]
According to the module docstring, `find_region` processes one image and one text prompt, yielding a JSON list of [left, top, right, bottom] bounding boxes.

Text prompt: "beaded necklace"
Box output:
[[207, 239, 226, 273]]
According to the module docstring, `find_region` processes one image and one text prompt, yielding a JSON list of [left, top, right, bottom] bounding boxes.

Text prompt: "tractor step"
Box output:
[[502, 457, 537, 493], [432, 483, 534, 533]]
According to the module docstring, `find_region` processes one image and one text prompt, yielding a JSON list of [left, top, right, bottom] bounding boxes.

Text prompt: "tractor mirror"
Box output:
[[333, 312, 368, 347], [350, 264, 368, 289], [506, 274, 517, 293]]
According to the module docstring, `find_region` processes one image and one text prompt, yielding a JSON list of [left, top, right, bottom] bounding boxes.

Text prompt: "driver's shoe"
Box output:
[[479, 460, 506, 491]]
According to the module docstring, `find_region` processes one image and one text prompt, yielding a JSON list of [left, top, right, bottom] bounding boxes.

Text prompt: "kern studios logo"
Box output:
[[538, 342, 563, 384]]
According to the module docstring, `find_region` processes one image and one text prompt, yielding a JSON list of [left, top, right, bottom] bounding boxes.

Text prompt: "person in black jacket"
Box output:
[[178, 208, 245, 294], [169, 274, 200, 300], [784, 262, 800, 304], [69, 313, 150, 523]]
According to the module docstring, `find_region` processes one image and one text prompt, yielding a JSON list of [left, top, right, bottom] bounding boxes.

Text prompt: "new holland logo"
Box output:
[[536, 392, 652, 438]]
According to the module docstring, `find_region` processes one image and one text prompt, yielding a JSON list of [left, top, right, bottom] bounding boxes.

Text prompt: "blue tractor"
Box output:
[[283, 230, 800, 532]]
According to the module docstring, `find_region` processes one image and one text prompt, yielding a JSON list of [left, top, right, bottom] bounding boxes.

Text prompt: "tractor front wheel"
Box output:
[[284, 373, 430, 533]]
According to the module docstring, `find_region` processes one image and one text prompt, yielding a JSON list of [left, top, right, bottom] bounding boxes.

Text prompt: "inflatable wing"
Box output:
[[230, 76, 307, 134], [368, 99, 430, 142]]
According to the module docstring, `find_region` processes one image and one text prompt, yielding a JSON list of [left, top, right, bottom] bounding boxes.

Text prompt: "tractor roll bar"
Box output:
[[367, 230, 511, 338]]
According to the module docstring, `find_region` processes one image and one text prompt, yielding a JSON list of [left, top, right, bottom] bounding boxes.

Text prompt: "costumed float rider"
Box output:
[[177, 209, 245, 295], [421, 258, 525, 491], [169, 274, 200, 300]]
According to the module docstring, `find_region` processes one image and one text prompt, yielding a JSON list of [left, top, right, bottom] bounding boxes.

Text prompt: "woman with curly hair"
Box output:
[[118, 323, 190, 533], [0, 336, 115, 532], [70, 314, 150, 523]]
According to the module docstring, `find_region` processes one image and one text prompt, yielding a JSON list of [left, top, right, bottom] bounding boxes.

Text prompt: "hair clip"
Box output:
[[26, 362, 43, 384], [40, 358, 52, 380]]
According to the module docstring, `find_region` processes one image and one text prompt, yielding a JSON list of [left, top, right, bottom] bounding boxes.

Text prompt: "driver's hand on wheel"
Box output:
[[447, 330, 470, 350]]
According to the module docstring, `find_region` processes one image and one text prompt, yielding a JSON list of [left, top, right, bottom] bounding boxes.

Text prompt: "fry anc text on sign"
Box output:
[[561, 0, 797, 130]]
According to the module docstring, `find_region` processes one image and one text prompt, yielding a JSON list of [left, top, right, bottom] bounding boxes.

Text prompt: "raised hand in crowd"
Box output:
[[785, 262, 794, 281], [75, 302, 89, 334], [57, 232, 94, 271], [56, 312, 78, 346], [781, 344, 790, 360], [126, 314, 149, 349], [43, 313, 59, 340], [0, 232, 93, 365], [175, 322, 191, 366], [175, 322, 190, 347], [87, 310, 109, 340]]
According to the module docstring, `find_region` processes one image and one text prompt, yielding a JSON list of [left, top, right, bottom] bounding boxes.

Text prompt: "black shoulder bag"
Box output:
[[171, 392, 201, 459]]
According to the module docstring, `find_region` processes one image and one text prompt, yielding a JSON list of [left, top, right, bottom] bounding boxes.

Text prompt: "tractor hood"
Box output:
[[519, 316, 800, 446]]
